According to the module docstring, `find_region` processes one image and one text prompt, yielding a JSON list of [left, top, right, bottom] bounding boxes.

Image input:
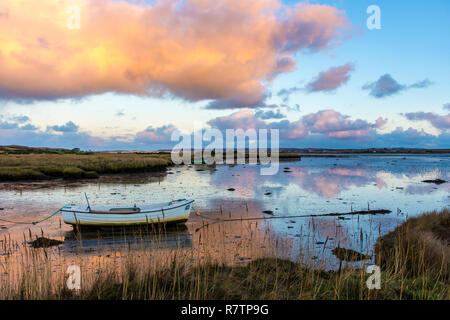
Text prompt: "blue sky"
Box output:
[[0, 0, 449, 150]]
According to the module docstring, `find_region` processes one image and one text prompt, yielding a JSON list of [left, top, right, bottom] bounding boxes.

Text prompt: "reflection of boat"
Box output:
[[63, 225, 192, 251], [61, 199, 194, 227]]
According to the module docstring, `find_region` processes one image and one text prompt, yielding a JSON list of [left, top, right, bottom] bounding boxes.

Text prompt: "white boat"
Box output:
[[61, 199, 194, 227]]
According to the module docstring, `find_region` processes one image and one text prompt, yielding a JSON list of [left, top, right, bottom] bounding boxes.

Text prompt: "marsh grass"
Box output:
[[0, 153, 172, 181], [375, 208, 449, 282], [0, 150, 304, 181], [0, 209, 448, 300]]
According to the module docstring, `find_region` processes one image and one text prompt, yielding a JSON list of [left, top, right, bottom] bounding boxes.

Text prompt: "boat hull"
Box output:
[[61, 200, 194, 227]]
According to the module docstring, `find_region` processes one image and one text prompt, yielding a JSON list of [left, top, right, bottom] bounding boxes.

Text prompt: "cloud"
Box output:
[[204, 98, 278, 110], [0, 0, 350, 107], [1, 113, 449, 150], [0, 114, 34, 130], [10, 115, 30, 123], [277, 63, 354, 102], [277, 86, 302, 103], [277, 119, 308, 139], [306, 64, 354, 93], [208, 110, 267, 130], [208, 110, 308, 140], [375, 117, 388, 128], [284, 104, 301, 112], [0, 129, 108, 150], [115, 110, 125, 117], [19, 124, 39, 131], [443, 103, 450, 111], [302, 109, 375, 139], [372, 127, 447, 148], [362, 74, 432, 98], [255, 109, 286, 120], [362, 74, 405, 98], [205, 109, 450, 148], [47, 121, 79, 133], [0, 121, 19, 129], [208, 109, 379, 141], [135, 124, 177, 143], [403, 112, 450, 131], [409, 79, 433, 89]]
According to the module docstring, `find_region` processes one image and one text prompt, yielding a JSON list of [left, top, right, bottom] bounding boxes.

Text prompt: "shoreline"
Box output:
[[1, 151, 449, 186]]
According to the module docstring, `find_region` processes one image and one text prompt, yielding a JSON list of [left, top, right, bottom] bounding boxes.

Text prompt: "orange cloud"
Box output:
[[0, 0, 349, 104]]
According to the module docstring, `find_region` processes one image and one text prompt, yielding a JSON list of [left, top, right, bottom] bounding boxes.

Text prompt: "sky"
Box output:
[[0, 0, 449, 150]]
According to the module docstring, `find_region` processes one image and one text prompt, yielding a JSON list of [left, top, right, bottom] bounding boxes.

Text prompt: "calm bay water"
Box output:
[[1, 154, 449, 269]]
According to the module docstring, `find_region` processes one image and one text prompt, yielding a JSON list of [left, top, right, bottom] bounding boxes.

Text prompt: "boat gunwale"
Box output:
[[61, 199, 194, 215]]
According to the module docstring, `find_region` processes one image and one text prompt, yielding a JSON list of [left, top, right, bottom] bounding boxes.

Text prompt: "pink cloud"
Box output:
[[375, 117, 388, 128], [404, 112, 450, 131], [302, 109, 374, 138], [281, 120, 308, 139], [0, 0, 350, 106], [276, 3, 350, 53], [327, 129, 370, 139], [135, 125, 177, 143], [207, 109, 382, 141], [306, 64, 354, 92], [208, 110, 266, 129], [207, 110, 308, 139]]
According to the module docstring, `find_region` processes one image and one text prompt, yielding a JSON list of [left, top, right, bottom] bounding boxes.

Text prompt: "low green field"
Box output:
[[0, 146, 303, 182], [0, 152, 172, 181]]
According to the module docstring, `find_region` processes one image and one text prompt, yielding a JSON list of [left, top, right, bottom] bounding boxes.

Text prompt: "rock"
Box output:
[[29, 237, 63, 248], [239, 256, 251, 261], [422, 179, 446, 185], [332, 247, 371, 262]]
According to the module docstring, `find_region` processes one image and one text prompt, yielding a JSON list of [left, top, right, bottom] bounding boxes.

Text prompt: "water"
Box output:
[[1, 154, 449, 269]]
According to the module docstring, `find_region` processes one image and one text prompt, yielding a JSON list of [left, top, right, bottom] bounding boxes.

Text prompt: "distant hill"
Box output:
[[157, 147, 450, 154], [276, 148, 450, 154], [0, 145, 85, 154], [1, 145, 449, 155]]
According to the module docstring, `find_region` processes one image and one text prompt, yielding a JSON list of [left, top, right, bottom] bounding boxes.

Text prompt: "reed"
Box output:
[[0, 209, 448, 300]]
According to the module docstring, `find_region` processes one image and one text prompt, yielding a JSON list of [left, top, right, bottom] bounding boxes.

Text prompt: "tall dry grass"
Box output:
[[375, 209, 449, 281], [0, 209, 449, 300]]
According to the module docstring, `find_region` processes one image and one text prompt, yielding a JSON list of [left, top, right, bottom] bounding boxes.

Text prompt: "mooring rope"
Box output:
[[0, 205, 67, 226], [0, 218, 34, 225], [194, 209, 391, 233], [31, 206, 67, 225]]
